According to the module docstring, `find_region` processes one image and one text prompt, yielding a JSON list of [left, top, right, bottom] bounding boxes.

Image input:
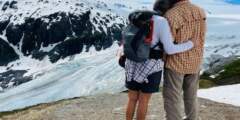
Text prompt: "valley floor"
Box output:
[[0, 93, 240, 120]]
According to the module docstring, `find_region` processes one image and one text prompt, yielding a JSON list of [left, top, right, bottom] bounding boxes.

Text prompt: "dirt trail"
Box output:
[[0, 93, 240, 120]]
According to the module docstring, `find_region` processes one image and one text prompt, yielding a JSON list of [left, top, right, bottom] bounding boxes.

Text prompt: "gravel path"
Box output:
[[0, 93, 240, 120]]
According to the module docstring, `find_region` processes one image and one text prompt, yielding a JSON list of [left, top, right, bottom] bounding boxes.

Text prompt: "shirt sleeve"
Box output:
[[157, 18, 194, 55], [164, 11, 178, 38]]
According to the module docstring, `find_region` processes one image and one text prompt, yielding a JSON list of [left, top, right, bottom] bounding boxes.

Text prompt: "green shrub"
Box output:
[[217, 59, 240, 79], [200, 59, 240, 86], [200, 72, 214, 80], [214, 59, 240, 85], [199, 79, 216, 89]]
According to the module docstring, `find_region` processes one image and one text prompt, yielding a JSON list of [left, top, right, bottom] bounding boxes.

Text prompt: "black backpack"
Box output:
[[122, 10, 164, 63]]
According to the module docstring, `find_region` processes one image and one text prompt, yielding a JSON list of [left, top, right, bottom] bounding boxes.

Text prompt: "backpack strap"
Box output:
[[144, 19, 154, 45], [152, 41, 163, 49], [145, 17, 163, 50]]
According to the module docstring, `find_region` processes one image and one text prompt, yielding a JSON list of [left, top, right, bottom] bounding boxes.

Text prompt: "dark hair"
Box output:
[[128, 10, 157, 28], [169, 0, 180, 5], [153, 0, 179, 15]]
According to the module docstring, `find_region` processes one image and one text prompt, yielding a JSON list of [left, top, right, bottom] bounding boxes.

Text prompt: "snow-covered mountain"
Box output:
[[0, 0, 126, 65], [0, 0, 239, 112], [0, 0, 127, 90]]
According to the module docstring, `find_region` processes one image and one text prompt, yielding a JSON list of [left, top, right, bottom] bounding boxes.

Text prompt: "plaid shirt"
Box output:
[[164, 0, 207, 74], [125, 59, 164, 83]]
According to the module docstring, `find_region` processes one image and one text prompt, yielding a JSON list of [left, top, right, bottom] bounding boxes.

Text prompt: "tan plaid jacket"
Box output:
[[164, 0, 207, 74]]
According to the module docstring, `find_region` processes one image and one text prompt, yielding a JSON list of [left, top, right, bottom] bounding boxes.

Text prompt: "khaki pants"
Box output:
[[163, 68, 199, 120]]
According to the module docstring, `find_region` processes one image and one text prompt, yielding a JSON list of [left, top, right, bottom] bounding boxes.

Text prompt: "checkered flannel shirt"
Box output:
[[164, 0, 207, 74], [125, 59, 164, 83]]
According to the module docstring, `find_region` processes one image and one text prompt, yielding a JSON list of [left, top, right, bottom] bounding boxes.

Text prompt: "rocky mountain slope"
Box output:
[[0, 0, 125, 65], [0, 0, 125, 90]]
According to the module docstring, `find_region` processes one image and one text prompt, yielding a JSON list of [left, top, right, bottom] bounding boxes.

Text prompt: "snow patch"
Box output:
[[198, 84, 240, 106]]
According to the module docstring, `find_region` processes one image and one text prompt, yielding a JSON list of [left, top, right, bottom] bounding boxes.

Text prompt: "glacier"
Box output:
[[0, 0, 240, 112], [0, 44, 125, 112]]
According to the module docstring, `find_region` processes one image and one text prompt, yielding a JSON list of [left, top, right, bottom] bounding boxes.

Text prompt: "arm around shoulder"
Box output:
[[158, 18, 194, 55]]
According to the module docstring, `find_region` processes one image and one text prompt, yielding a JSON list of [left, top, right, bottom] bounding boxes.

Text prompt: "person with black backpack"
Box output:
[[118, 1, 195, 120]]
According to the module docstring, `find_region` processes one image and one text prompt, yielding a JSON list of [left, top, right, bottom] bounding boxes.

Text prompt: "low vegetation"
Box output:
[[200, 59, 240, 88], [199, 79, 216, 89]]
